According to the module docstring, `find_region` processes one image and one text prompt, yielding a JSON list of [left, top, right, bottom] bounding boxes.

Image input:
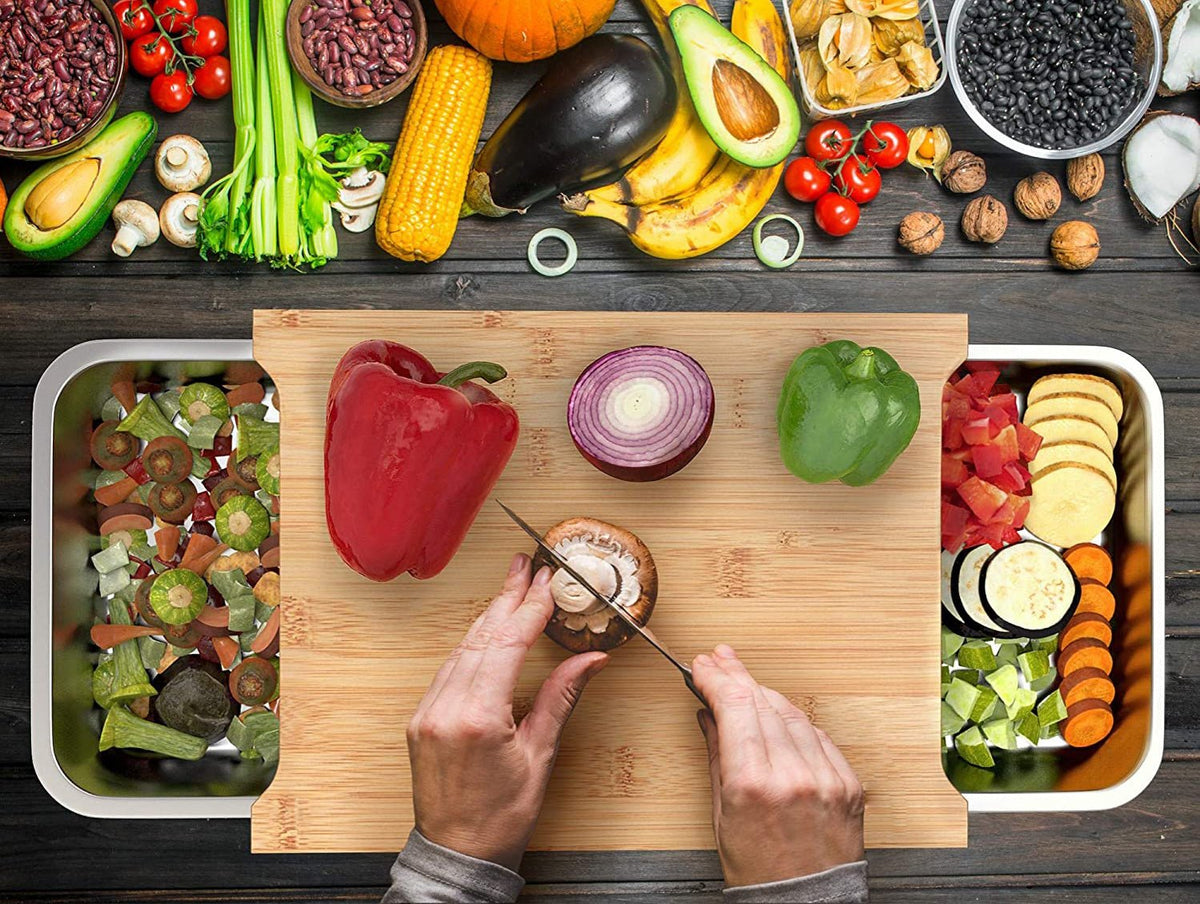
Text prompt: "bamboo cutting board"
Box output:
[[251, 309, 969, 853]]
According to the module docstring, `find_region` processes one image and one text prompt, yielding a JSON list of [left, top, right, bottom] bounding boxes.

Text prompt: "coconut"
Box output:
[[1162, 0, 1200, 93], [1122, 111, 1200, 221]]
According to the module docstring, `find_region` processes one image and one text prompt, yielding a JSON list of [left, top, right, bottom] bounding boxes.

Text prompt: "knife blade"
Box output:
[[496, 501, 707, 707]]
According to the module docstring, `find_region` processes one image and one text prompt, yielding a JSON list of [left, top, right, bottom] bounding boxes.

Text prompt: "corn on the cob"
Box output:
[[376, 46, 492, 262]]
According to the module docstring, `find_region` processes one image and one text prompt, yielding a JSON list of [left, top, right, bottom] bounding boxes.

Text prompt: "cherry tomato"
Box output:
[[831, 154, 882, 204], [181, 15, 227, 57], [149, 69, 193, 113], [804, 120, 852, 163], [130, 32, 173, 78], [192, 55, 231, 99], [863, 121, 909, 169], [814, 192, 860, 237], [114, 0, 154, 41], [784, 156, 832, 203], [153, 0, 198, 34]]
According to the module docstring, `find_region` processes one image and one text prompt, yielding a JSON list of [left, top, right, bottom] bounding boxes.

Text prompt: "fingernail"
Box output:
[[508, 553, 528, 576], [715, 644, 737, 660], [534, 565, 553, 587], [694, 654, 712, 669]]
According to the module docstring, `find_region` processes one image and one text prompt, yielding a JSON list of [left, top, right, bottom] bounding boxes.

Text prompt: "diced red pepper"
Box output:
[[132, 559, 153, 580], [212, 434, 233, 457], [202, 451, 222, 478], [955, 370, 1001, 400], [1015, 421, 1044, 461], [192, 490, 215, 522], [991, 495, 1019, 527], [993, 424, 1021, 463], [971, 520, 1009, 549], [972, 442, 1005, 479], [965, 361, 1003, 375], [989, 392, 1020, 422], [957, 475, 1008, 522], [941, 499, 970, 552], [123, 457, 151, 485], [962, 416, 998, 445], [941, 453, 970, 486]]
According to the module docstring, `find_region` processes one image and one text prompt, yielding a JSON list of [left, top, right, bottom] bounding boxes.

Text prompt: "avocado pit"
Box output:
[[712, 60, 781, 142]]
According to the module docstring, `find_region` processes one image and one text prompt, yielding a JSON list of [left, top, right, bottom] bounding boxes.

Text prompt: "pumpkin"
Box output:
[[433, 0, 618, 63]]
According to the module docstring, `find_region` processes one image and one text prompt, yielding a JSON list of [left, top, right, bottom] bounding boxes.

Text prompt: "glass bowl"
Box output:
[[945, 0, 1162, 160]]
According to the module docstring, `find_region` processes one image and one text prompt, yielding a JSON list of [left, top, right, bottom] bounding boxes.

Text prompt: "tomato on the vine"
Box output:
[[181, 15, 227, 57], [784, 156, 832, 203], [192, 55, 231, 99], [114, 0, 154, 41], [814, 193, 860, 237], [130, 32, 174, 78], [804, 120, 852, 163], [153, 0, 198, 34], [831, 154, 882, 204], [863, 121, 909, 169], [149, 69, 193, 113]]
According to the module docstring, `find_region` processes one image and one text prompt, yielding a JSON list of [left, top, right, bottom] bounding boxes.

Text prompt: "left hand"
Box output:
[[406, 554, 609, 871]]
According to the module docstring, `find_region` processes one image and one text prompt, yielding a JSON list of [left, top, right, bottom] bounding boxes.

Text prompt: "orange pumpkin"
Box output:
[[433, 0, 618, 63]]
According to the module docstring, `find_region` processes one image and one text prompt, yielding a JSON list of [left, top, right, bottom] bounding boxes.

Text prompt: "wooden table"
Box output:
[[2, 1, 1198, 900]]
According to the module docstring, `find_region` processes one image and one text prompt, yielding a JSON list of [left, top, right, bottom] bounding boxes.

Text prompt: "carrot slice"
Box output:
[[1064, 543, 1113, 585], [196, 605, 231, 629], [226, 382, 266, 407], [90, 623, 159, 649], [251, 607, 280, 655], [186, 542, 231, 577], [1062, 699, 1114, 747], [94, 476, 139, 507], [110, 379, 138, 415], [1076, 579, 1116, 620], [1060, 612, 1114, 649], [156, 525, 181, 562], [1060, 666, 1116, 708], [1059, 637, 1113, 677], [212, 635, 241, 670]]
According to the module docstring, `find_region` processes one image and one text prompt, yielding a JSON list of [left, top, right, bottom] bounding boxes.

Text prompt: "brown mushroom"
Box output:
[[535, 517, 657, 654]]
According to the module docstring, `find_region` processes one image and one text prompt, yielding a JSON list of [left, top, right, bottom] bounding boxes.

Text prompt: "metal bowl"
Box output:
[[945, 0, 1162, 160], [0, 0, 127, 161]]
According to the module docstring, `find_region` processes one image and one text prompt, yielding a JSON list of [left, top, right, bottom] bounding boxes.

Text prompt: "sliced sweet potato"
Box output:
[[98, 503, 155, 535], [1062, 699, 1114, 747], [94, 476, 139, 508], [1060, 666, 1116, 708], [226, 382, 266, 407], [1059, 637, 1113, 676], [1024, 415, 1114, 459], [1025, 394, 1119, 446], [1064, 543, 1114, 585], [1025, 462, 1116, 548], [1027, 374, 1124, 421], [251, 607, 279, 656], [212, 634, 241, 670], [1075, 579, 1117, 620], [1060, 612, 1114, 649], [156, 525, 181, 563], [1029, 441, 1117, 490]]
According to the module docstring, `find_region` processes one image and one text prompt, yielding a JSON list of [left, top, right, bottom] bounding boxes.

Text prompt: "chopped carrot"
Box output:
[[1064, 543, 1113, 585], [156, 525, 181, 562], [1058, 637, 1113, 677], [212, 635, 241, 670], [110, 379, 138, 416], [90, 623, 159, 649], [1060, 666, 1116, 708], [1060, 612, 1113, 649], [226, 382, 266, 407], [196, 605, 230, 629], [251, 607, 279, 655], [1076, 579, 1116, 620], [224, 362, 266, 384], [1062, 699, 1114, 747], [94, 476, 139, 507], [185, 542, 231, 577], [217, 418, 235, 438]]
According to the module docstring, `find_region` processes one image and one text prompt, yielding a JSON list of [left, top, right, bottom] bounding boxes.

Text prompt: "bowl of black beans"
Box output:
[[947, 0, 1162, 159]]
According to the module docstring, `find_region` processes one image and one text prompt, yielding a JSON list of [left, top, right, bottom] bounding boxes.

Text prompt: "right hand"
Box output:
[[692, 644, 865, 888]]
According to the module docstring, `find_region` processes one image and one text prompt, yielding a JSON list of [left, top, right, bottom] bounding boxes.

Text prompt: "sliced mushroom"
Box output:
[[535, 517, 657, 653], [155, 135, 212, 193], [159, 192, 202, 248], [333, 167, 386, 233], [332, 201, 378, 233], [111, 199, 160, 258]]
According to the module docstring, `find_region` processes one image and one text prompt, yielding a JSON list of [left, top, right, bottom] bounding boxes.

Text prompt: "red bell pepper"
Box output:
[[325, 340, 520, 582]]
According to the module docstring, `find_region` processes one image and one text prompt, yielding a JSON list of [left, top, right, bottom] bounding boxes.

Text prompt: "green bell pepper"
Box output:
[[777, 340, 921, 486]]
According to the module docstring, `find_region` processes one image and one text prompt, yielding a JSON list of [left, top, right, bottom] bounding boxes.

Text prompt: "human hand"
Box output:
[[407, 554, 609, 871], [692, 644, 865, 888]]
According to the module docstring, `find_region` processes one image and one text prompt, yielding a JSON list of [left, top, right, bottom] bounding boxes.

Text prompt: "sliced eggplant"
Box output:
[[979, 541, 1080, 638], [951, 545, 1013, 638], [941, 549, 982, 637]]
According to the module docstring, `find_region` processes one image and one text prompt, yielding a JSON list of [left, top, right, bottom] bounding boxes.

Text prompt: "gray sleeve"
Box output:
[[723, 860, 869, 904], [380, 829, 525, 904]]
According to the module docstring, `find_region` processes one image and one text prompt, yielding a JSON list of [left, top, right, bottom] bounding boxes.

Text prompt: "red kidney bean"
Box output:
[[299, 0, 414, 97]]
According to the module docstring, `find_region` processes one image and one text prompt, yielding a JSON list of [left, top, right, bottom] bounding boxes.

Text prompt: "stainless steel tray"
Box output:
[[31, 340, 1164, 819]]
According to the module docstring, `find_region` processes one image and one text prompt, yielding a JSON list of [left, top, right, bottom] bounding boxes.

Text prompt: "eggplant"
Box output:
[[463, 35, 676, 217]]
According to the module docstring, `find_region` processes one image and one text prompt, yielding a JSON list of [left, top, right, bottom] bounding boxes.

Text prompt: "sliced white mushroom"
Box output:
[[333, 167, 386, 232], [160, 192, 202, 248], [1123, 112, 1200, 221], [1163, 0, 1200, 94], [111, 199, 160, 257], [332, 201, 378, 233], [155, 135, 212, 193]]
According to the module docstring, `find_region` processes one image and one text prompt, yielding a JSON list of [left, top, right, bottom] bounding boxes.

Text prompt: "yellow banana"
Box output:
[[575, 0, 721, 208], [568, 0, 794, 260]]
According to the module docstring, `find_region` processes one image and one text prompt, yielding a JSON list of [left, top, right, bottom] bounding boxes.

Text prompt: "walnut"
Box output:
[[1066, 153, 1105, 202], [1050, 220, 1100, 270], [1014, 172, 1062, 220], [961, 195, 1008, 244], [898, 212, 944, 254], [940, 150, 987, 194]]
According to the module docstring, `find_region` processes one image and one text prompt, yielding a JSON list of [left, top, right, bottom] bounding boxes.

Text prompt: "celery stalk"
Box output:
[[224, 0, 257, 256], [294, 70, 338, 264], [250, 11, 277, 261], [99, 705, 208, 760], [262, 0, 300, 261]]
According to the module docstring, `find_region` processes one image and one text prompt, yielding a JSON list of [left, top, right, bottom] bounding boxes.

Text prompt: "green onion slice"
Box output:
[[528, 228, 578, 277], [753, 214, 804, 269]]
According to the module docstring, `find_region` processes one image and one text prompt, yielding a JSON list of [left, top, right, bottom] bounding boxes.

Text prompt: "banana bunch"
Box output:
[[563, 0, 791, 260]]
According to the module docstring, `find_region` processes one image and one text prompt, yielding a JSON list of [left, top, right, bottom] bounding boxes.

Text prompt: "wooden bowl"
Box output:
[[285, 0, 427, 109], [0, 0, 127, 161]]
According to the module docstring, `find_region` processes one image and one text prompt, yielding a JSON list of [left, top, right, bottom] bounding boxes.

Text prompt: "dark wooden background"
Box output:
[[2, 0, 1198, 900]]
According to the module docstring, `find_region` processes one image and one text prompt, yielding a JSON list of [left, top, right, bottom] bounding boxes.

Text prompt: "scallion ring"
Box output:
[[528, 228, 579, 277], [753, 214, 804, 269]]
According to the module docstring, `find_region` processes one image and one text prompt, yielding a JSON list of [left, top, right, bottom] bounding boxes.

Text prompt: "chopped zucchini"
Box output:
[[954, 726, 995, 768], [941, 627, 964, 663], [1037, 689, 1068, 728], [970, 685, 1001, 723], [941, 700, 966, 735], [1018, 649, 1052, 683], [137, 635, 166, 671], [984, 664, 1020, 708], [227, 593, 257, 634], [1005, 687, 1038, 721], [983, 718, 1019, 750], [946, 677, 982, 721], [1030, 668, 1058, 694], [99, 705, 207, 760], [994, 643, 1019, 668], [959, 641, 997, 671], [186, 414, 224, 450], [98, 567, 131, 599], [1016, 711, 1041, 744], [91, 543, 130, 575]]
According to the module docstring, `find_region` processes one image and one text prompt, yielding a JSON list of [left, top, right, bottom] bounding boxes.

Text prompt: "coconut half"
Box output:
[[1123, 111, 1200, 221], [1162, 0, 1200, 93], [535, 517, 657, 654]]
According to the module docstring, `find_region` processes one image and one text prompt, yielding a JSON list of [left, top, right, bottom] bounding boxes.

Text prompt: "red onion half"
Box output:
[[568, 346, 715, 482]]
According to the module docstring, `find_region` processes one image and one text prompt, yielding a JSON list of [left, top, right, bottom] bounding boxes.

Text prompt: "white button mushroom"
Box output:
[[111, 199, 160, 258], [333, 167, 387, 233], [155, 135, 212, 193], [159, 192, 203, 248]]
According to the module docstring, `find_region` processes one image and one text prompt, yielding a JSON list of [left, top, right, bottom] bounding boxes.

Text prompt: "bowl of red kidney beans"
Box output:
[[946, 0, 1162, 159], [0, 0, 126, 160]]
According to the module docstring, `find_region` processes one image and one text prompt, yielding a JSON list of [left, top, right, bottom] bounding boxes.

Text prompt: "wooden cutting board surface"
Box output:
[[251, 309, 968, 853]]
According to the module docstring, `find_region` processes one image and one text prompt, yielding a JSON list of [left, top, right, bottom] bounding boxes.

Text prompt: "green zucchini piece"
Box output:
[[227, 593, 257, 634], [149, 569, 208, 625], [186, 414, 224, 450], [225, 712, 253, 750], [941, 627, 964, 663], [1016, 711, 1041, 744], [94, 469, 131, 491], [1030, 668, 1058, 694], [994, 643, 1019, 668], [970, 686, 1001, 723], [996, 636, 1029, 645], [107, 599, 157, 703], [216, 496, 270, 551], [232, 402, 269, 420], [209, 567, 251, 601], [91, 543, 130, 575], [1040, 721, 1061, 740], [1037, 689, 1068, 728], [941, 664, 952, 696], [239, 626, 259, 653], [98, 568, 131, 599], [1018, 650, 1051, 683], [1005, 687, 1038, 721], [983, 718, 1019, 750], [236, 414, 279, 461], [941, 700, 966, 736], [128, 542, 157, 563], [100, 394, 125, 422], [256, 728, 280, 767], [958, 641, 997, 671], [946, 677, 981, 721], [1035, 634, 1060, 654], [954, 725, 995, 768], [92, 659, 119, 709], [984, 664, 1020, 708], [952, 669, 980, 685], [179, 383, 230, 425], [153, 389, 183, 422], [138, 635, 166, 671], [118, 396, 187, 443], [99, 705, 208, 760], [256, 447, 281, 496]]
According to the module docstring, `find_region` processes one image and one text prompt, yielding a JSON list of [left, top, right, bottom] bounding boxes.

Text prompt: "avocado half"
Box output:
[[3, 112, 158, 261], [669, 5, 800, 168]]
